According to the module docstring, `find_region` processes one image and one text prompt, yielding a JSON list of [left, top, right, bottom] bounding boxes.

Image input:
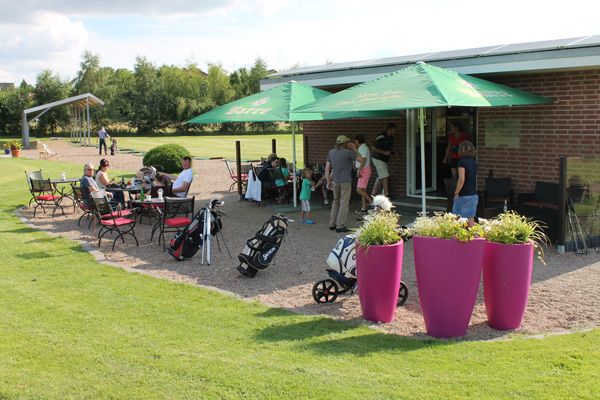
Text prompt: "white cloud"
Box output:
[[0, 11, 87, 83]]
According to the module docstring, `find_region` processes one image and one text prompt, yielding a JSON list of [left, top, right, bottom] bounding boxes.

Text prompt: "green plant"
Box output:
[[356, 210, 402, 246], [8, 140, 22, 150], [479, 211, 549, 263], [411, 212, 483, 242], [142, 143, 191, 173]]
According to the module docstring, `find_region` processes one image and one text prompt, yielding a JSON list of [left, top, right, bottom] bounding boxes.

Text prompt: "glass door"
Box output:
[[406, 109, 439, 196]]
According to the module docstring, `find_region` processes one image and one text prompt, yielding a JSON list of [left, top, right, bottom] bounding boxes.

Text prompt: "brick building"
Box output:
[[261, 36, 600, 200]]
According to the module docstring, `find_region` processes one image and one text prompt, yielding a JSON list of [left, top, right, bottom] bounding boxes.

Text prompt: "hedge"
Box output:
[[142, 144, 191, 173]]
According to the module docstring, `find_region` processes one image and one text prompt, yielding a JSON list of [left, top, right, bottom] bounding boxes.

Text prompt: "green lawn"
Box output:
[[105, 134, 304, 162], [1, 158, 599, 399]]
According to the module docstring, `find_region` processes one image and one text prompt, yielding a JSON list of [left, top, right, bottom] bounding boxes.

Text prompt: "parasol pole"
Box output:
[[292, 122, 298, 208], [419, 108, 427, 214]]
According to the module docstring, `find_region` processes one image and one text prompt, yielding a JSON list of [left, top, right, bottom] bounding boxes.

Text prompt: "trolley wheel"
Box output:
[[312, 279, 339, 304], [397, 281, 409, 306]]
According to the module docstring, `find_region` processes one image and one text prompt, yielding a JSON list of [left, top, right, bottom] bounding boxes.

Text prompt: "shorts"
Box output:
[[452, 194, 478, 218], [357, 166, 372, 189], [449, 158, 459, 169], [301, 199, 311, 212], [372, 158, 389, 179]]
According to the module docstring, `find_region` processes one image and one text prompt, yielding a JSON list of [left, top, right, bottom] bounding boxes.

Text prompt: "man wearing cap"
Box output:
[[325, 135, 363, 233]]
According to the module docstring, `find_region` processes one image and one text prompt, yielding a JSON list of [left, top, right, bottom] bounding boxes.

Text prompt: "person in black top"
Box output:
[[371, 123, 396, 197], [452, 140, 478, 226]]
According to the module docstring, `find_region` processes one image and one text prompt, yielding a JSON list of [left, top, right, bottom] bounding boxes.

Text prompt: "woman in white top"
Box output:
[[95, 159, 124, 206], [354, 134, 372, 212], [95, 159, 112, 189]]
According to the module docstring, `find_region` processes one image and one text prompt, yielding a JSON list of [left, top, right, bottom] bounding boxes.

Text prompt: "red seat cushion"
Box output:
[[100, 217, 135, 227], [101, 209, 133, 219], [36, 194, 60, 201], [165, 217, 192, 227]]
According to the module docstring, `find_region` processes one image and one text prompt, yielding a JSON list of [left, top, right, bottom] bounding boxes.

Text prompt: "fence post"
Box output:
[[271, 138, 276, 155], [236, 140, 243, 200]]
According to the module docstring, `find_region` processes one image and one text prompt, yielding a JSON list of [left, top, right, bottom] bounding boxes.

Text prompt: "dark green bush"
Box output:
[[143, 144, 191, 173]]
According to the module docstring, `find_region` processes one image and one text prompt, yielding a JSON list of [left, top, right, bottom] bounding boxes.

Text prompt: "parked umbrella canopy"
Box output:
[[294, 62, 554, 213], [187, 81, 395, 207]]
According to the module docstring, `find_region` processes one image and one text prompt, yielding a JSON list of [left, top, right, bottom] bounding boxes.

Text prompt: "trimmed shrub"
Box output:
[[143, 144, 191, 173]]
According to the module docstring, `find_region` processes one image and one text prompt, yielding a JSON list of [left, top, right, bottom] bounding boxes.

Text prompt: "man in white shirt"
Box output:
[[159, 157, 194, 197], [97, 127, 110, 156]]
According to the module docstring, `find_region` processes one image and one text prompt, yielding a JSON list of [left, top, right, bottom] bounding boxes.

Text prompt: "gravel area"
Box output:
[[19, 139, 600, 340]]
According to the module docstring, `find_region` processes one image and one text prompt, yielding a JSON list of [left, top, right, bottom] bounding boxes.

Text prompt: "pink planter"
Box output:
[[413, 236, 485, 338], [356, 241, 404, 323], [483, 241, 534, 330]]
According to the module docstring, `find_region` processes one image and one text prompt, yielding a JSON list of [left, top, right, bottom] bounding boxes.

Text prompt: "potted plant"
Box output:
[[410, 213, 485, 338], [9, 140, 22, 157], [355, 195, 404, 323], [479, 212, 548, 330]]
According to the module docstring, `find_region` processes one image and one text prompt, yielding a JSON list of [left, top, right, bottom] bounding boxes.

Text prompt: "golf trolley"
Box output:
[[199, 199, 231, 265], [312, 234, 409, 305]]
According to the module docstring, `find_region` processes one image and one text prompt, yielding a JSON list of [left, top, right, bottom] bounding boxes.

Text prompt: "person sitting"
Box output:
[[158, 156, 194, 198], [261, 153, 278, 168], [274, 158, 290, 203], [258, 157, 279, 189], [95, 159, 125, 206], [80, 162, 112, 207]]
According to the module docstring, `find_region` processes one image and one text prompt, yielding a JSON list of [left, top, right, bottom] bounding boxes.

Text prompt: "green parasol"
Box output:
[[188, 81, 396, 207], [294, 62, 554, 212]]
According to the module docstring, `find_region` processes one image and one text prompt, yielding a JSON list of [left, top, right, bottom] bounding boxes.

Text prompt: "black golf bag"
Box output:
[[168, 207, 222, 261], [237, 215, 289, 277]]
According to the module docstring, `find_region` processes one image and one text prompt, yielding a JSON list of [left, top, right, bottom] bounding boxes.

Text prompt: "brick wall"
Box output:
[[303, 118, 405, 196], [302, 68, 600, 196], [477, 69, 600, 193]]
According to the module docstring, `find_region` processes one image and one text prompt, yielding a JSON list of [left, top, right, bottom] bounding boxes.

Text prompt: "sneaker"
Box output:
[[328, 225, 336, 231], [305, 219, 315, 225], [336, 226, 350, 233]]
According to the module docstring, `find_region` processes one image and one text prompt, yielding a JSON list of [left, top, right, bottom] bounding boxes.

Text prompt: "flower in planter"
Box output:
[[411, 212, 483, 242], [479, 212, 549, 264], [355, 195, 401, 246], [8, 140, 22, 150]]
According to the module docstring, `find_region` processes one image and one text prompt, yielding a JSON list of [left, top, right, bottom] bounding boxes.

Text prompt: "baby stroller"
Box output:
[[312, 234, 409, 305], [237, 214, 300, 278]]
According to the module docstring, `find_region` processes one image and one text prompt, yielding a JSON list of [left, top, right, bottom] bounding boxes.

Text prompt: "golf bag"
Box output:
[[326, 234, 358, 288], [237, 215, 289, 277], [168, 208, 222, 261]]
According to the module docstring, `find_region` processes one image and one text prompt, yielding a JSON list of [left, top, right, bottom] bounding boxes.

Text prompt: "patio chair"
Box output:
[[91, 193, 139, 251], [25, 170, 44, 207], [39, 143, 58, 159], [151, 196, 195, 250], [480, 177, 513, 218], [71, 184, 94, 228], [29, 178, 65, 218], [223, 159, 248, 191]]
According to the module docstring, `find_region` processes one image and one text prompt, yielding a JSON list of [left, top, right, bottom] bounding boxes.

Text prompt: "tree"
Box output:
[[32, 70, 72, 135], [131, 57, 161, 133], [0, 81, 34, 136]]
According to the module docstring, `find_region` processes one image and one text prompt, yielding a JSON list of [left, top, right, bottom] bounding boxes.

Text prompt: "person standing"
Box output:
[[354, 134, 372, 213], [325, 135, 362, 233], [97, 126, 110, 156], [299, 168, 315, 225], [371, 123, 396, 197], [443, 121, 469, 179], [452, 141, 478, 226]]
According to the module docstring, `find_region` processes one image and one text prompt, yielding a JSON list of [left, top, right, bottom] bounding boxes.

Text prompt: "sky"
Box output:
[[1, 0, 600, 84]]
